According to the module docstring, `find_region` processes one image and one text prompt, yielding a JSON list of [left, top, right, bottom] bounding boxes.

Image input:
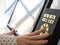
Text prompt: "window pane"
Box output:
[[17, 16, 34, 35], [0, 0, 6, 14], [5, 0, 15, 10], [21, 0, 42, 11], [0, 0, 7, 28], [8, 1, 27, 28]]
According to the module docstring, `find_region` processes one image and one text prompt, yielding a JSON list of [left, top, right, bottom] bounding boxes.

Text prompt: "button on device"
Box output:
[[48, 19, 54, 24], [42, 18, 54, 24], [43, 23, 48, 27], [45, 31, 48, 34], [49, 15, 56, 19], [42, 18, 47, 22], [44, 14, 49, 18], [46, 27, 49, 32]]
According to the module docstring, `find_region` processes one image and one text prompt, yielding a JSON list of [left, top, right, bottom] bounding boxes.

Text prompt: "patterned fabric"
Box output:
[[0, 35, 17, 45]]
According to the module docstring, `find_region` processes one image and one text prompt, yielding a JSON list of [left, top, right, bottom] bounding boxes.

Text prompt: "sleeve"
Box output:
[[0, 35, 17, 45]]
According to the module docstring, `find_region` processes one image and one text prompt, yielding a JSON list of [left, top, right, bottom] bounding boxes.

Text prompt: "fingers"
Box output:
[[26, 28, 45, 36], [28, 40, 48, 45], [28, 33, 49, 40], [17, 36, 48, 45], [16, 32, 49, 45]]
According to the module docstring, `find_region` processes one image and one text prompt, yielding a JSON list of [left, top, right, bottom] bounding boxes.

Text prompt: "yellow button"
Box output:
[[40, 32, 43, 35], [46, 27, 49, 32], [45, 31, 48, 34], [48, 19, 54, 24], [43, 23, 48, 27], [44, 14, 49, 18], [42, 18, 47, 22], [49, 15, 56, 19]]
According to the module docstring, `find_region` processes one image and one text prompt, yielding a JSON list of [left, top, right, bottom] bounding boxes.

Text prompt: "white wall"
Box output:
[[51, 0, 60, 9]]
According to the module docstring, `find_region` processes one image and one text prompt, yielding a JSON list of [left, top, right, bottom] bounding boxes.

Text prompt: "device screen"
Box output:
[[7, 0, 48, 35]]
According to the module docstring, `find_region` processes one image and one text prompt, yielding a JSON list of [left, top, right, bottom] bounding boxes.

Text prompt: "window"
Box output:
[[0, 0, 45, 35]]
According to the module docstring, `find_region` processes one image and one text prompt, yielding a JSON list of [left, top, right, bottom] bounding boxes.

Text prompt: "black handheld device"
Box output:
[[33, 8, 60, 45]]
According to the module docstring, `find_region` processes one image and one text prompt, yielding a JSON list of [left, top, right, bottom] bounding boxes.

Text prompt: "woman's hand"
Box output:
[[16, 28, 49, 45]]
